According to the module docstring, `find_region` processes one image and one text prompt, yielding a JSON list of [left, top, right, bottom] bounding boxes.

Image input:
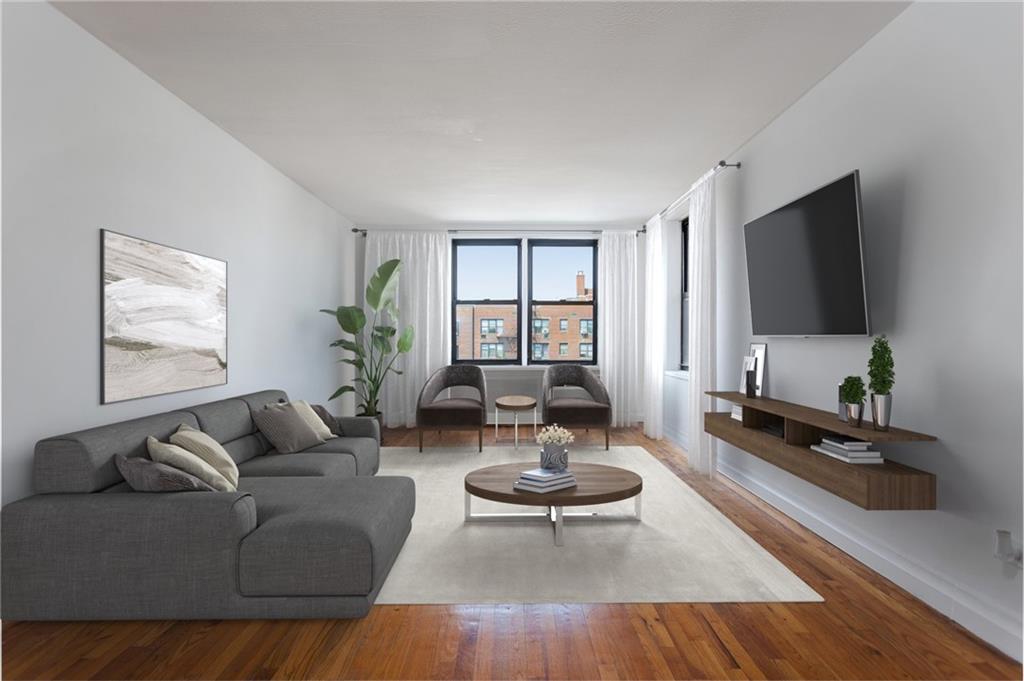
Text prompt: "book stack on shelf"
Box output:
[[513, 467, 577, 493], [730, 405, 743, 421], [811, 436, 884, 464]]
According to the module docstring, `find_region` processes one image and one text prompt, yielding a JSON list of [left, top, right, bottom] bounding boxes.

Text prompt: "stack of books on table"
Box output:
[[513, 468, 578, 493], [730, 405, 743, 421], [810, 437, 884, 464]]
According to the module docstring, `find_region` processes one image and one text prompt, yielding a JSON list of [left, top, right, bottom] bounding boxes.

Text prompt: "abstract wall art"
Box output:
[[102, 230, 227, 403]]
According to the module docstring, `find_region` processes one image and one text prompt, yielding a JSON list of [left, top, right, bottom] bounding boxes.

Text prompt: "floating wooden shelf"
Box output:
[[705, 392, 937, 510]]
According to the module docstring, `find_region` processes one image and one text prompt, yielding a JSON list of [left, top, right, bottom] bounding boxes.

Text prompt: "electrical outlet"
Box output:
[[994, 530, 1022, 568]]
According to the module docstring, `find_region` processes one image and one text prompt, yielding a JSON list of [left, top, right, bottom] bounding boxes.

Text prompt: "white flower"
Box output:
[[537, 424, 575, 446]]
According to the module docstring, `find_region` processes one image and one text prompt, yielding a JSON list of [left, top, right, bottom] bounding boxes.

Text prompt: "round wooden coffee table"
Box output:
[[464, 462, 642, 546], [494, 395, 537, 448]]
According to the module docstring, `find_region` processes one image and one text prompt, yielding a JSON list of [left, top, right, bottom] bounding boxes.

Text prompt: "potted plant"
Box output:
[[321, 259, 414, 437], [868, 335, 895, 431], [537, 424, 574, 471], [839, 375, 866, 427]]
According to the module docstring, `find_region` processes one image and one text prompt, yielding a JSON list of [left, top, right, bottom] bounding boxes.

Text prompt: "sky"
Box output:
[[456, 243, 593, 300]]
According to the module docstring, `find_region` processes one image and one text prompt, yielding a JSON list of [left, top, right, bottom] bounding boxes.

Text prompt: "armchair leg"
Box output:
[[478, 427, 483, 452], [605, 426, 610, 450], [418, 428, 423, 452]]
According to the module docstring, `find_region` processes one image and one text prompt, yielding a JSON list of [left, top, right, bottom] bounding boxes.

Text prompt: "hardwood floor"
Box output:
[[3, 426, 1020, 680]]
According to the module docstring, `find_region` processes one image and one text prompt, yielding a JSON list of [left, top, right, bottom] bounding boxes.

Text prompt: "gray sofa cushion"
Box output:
[[34, 411, 200, 494], [237, 476, 415, 597], [183, 398, 254, 446], [238, 390, 289, 414], [237, 452, 357, 479], [222, 434, 268, 464], [303, 437, 380, 476], [114, 455, 216, 492]]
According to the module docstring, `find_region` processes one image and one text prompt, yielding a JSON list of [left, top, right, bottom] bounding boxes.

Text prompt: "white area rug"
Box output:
[[376, 446, 821, 604]]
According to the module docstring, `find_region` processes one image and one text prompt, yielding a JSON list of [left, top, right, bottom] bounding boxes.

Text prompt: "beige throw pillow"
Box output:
[[253, 402, 324, 454], [170, 423, 240, 488], [146, 437, 235, 492], [292, 400, 336, 440]]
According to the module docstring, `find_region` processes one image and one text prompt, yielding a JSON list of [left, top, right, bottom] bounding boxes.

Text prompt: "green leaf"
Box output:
[[329, 385, 355, 401], [340, 358, 364, 369], [372, 334, 392, 355], [373, 325, 397, 338], [336, 339, 363, 354], [397, 326, 415, 353], [365, 259, 401, 312], [336, 306, 366, 335]]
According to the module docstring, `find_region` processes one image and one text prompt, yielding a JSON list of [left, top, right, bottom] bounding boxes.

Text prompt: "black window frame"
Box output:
[[680, 217, 690, 370], [451, 238, 522, 365], [527, 239, 598, 366]]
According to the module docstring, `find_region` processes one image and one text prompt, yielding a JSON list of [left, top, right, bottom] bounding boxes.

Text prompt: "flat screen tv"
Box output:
[[744, 170, 869, 336]]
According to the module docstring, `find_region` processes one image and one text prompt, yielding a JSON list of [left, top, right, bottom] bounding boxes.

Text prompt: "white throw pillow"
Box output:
[[146, 437, 235, 492], [170, 423, 240, 488], [292, 400, 336, 440]]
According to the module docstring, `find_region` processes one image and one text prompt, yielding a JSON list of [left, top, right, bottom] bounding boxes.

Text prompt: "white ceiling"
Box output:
[[56, 1, 907, 227]]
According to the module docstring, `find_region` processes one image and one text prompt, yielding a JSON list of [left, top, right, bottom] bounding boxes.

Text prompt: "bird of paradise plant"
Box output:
[[321, 259, 414, 417]]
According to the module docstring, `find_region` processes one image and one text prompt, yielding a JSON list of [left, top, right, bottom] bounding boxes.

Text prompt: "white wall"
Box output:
[[1, 3, 358, 503], [713, 3, 1022, 657]]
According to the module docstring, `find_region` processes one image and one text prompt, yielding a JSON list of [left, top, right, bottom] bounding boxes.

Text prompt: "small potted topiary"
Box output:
[[839, 375, 867, 427], [868, 335, 895, 431]]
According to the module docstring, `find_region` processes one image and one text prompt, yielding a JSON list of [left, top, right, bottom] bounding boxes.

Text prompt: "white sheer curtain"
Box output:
[[598, 230, 642, 426], [364, 231, 450, 428], [641, 214, 666, 438], [687, 170, 717, 475]]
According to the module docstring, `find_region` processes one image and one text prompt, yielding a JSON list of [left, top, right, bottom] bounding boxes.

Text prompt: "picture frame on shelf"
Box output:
[[738, 355, 757, 393], [748, 342, 767, 396]]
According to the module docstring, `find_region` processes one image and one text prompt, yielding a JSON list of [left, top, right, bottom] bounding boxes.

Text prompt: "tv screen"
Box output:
[[744, 171, 869, 336]]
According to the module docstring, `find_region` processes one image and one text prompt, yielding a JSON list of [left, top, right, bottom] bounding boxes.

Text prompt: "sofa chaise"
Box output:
[[1, 389, 415, 620]]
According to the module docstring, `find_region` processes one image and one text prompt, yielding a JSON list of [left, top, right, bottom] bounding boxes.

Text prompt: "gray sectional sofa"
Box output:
[[1, 389, 415, 620]]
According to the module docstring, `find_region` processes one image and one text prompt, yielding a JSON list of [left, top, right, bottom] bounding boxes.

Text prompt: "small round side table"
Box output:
[[494, 395, 537, 449]]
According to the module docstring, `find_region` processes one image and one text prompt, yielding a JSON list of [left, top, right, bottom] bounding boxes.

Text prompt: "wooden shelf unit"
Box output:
[[705, 392, 936, 510]]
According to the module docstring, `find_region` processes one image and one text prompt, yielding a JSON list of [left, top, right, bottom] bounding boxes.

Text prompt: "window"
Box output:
[[680, 217, 689, 370], [528, 240, 598, 365], [452, 238, 597, 365], [452, 240, 521, 364], [480, 318, 504, 336], [480, 343, 504, 359]]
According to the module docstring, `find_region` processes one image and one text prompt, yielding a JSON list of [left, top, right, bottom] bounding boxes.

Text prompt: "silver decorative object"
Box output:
[[871, 393, 892, 431], [845, 403, 864, 428], [541, 443, 569, 471]]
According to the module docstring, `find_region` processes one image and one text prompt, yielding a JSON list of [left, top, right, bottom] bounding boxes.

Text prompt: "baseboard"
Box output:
[[663, 424, 689, 450], [718, 460, 1023, 661]]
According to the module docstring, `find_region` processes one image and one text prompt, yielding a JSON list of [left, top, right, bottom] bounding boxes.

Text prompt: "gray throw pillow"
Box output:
[[114, 454, 216, 493], [312, 404, 345, 436], [253, 402, 324, 454]]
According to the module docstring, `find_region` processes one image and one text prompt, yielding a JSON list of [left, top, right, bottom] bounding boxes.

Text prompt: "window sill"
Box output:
[[665, 369, 690, 381], [479, 365, 601, 374]]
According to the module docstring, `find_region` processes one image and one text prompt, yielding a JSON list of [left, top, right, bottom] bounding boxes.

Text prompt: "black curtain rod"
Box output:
[[636, 160, 741, 235]]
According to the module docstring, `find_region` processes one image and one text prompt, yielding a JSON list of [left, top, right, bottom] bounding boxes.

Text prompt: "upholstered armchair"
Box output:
[[416, 365, 487, 452], [541, 365, 612, 449]]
